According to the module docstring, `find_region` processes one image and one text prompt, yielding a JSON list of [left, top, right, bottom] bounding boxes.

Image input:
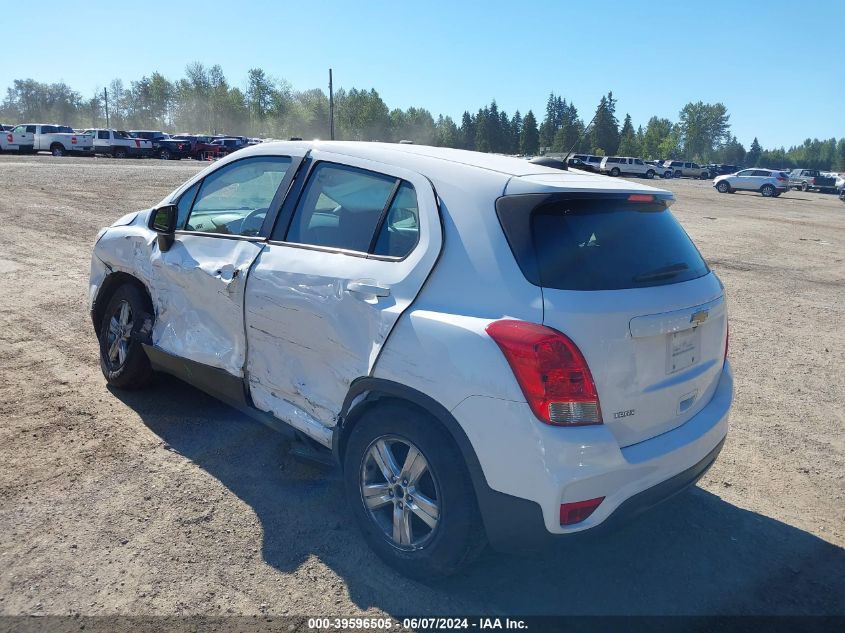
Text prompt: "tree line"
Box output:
[[2, 63, 844, 170]]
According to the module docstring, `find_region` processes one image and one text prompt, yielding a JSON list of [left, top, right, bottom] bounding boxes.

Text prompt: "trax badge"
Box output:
[[690, 309, 709, 327], [613, 409, 636, 419]]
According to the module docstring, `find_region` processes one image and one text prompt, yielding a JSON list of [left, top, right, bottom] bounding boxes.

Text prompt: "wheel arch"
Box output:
[[91, 271, 153, 332]]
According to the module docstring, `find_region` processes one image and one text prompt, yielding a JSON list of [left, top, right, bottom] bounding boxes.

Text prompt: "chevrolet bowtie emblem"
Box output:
[[690, 309, 709, 326]]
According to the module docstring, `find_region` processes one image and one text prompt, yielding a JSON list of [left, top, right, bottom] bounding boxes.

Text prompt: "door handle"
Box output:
[[346, 281, 390, 297]]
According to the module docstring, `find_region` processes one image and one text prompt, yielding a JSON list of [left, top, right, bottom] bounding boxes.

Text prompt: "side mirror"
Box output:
[[149, 204, 178, 251]]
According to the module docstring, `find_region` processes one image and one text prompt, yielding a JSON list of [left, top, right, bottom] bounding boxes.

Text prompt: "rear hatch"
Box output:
[[497, 186, 727, 447]]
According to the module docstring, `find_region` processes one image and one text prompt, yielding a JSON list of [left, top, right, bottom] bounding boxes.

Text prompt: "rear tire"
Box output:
[[716, 181, 731, 193], [610, 167, 620, 177], [160, 149, 171, 160], [113, 148, 127, 159], [761, 184, 775, 197], [801, 182, 809, 192], [344, 401, 485, 579], [50, 144, 65, 157], [98, 284, 153, 389]]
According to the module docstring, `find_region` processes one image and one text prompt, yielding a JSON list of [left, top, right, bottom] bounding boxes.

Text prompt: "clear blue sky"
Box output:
[[1, 0, 841, 148]]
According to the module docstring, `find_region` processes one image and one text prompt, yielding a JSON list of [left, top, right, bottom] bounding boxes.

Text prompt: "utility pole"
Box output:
[[329, 68, 334, 140], [103, 87, 110, 128]]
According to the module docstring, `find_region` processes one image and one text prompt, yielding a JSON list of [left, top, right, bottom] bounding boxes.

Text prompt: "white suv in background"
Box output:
[[600, 156, 658, 178], [89, 142, 732, 577], [713, 168, 789, 197]]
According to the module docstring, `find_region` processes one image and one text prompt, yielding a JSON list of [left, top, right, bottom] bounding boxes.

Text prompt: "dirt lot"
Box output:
[[0, 154, 843, 618]]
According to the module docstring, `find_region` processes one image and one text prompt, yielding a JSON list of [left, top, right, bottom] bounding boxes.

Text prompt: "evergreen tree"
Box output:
[[510, 110, 522, 154], [590, 92, 619, 155], [475, 107, 490, 152], [521, 110, 539, 155], [617, 113, 639, 156], [747, 137, 762, 166], [459, 111, 475, 150]]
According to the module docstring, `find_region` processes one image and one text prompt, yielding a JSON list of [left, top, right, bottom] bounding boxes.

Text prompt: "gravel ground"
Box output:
[[0, 154, 843, 618]]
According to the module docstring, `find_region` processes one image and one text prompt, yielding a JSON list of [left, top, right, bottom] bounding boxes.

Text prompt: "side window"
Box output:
[[98, 130, 109, 139], [752, 170, 771, 177], [373, 182, 419, 258], [284, 163, 397, 253], [634, 159, 643, 165], [26, 125, 36, 133], [185, 156, 291, 236], [736, 170, 753, 177], [175, 181, 200, 229]]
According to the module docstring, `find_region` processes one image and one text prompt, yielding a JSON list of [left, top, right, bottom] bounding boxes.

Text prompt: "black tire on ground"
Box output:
[[645, 169, 655, 179], [716, 181, 731, 193], [113, 148, 127, 159], [610, 167, 620, 177], [761, 184, 775, 197], [674, 170, 682, 178], [51, 144, 65, 157], [344, 401, 486, 579], [801, 182, 809, 192], [773, 192, 781, 197], [98, 284, 154, 389], [160, 149, 171, 160]]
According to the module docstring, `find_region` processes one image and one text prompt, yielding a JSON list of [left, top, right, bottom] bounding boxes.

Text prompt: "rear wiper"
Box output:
[[633, 262, 689, 282]]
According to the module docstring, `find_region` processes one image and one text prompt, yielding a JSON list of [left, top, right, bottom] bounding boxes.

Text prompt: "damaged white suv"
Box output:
[[89, 141, 732, 577]]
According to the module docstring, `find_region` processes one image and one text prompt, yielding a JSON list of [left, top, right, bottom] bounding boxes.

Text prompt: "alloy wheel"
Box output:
[[360, 436, 441, 550], [106, 300, 133, 369]]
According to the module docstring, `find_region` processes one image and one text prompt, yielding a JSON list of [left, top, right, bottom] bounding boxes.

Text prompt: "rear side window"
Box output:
[[284, 163, 398, 253], [497, 196, 709, 291], [372, 182, 419, 258]]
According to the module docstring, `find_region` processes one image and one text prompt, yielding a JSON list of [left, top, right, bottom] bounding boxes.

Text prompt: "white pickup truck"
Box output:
[[0, 124, 34, 153], [83, 128, 154, 158], [14, 123, 94, 156]]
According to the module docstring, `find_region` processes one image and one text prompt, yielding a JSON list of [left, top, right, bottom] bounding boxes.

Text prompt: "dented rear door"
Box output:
[[243, 151, 442, 441]]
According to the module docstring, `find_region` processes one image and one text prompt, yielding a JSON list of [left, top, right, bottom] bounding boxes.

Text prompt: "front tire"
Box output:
[[344, 402, 485, 578], [160, 149, 171, 160], [610, 167, 620, 177], [716, 181, 731, 193], [801, 182, 809, 192], [645, 169, 655, 179], [98, 284, 153, 389], [761, 184, 775, 197]]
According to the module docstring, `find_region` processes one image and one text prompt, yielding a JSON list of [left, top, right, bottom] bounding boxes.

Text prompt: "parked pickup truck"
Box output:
[[170, 134, 222, 160], [0, 125, 34, 153], [84, 129, 154, 158], [128, 130, 192, 160], [788, 169, 837, 193], [14, 123, 94, 156]]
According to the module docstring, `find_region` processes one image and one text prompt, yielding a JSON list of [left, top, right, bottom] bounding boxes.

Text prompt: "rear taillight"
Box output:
[[776, 176, 786, 182], [71, 136, 77, 144], [6, 133, 12, 143], [627, 194, 654, 202], [560, 497, 604, 525], [486, 320, 602, 426]]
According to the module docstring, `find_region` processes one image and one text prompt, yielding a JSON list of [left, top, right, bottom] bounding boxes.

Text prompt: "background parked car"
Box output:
[[788, 169, 838, 193], [569, 154, 602, 172], [170, 134, 222, 160], [14, 123, 94, 156], [0, 124, 34, 153], [713, 168, 788, 197], [663, 161, 711, 179], [645, 160, 673, 178], [84, 129, 153, 158], [128, 131, 192, 160], [210, 137, 247, 155], [600, 156, 657, 178]]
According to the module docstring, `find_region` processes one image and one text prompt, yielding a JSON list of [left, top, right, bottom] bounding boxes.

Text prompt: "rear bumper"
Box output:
[[452, 362, 733, 551]]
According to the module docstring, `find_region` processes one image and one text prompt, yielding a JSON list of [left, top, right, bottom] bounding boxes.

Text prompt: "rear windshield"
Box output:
[[497, 195, 709, 291]]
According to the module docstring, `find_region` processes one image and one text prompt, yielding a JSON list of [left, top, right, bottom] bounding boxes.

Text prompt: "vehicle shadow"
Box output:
[[111, 379, 845, 616]]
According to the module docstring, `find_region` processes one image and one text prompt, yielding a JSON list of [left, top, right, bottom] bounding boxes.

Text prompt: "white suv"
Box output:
[[663, 161, 711, 179], [89, 142, 732, 577], [713, 168, 788, 197], [599, 156, 658, 178]]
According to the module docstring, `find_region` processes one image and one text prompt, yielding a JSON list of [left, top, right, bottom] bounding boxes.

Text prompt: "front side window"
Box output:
[[284, 163, 398, 253], [736, 170, 753, 177], [752, 170, 771, 177], [98, 130, 109, 139], [634, 159, 643, 165], [185, 156, 291, 236], [26, 125, 36, 133]]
